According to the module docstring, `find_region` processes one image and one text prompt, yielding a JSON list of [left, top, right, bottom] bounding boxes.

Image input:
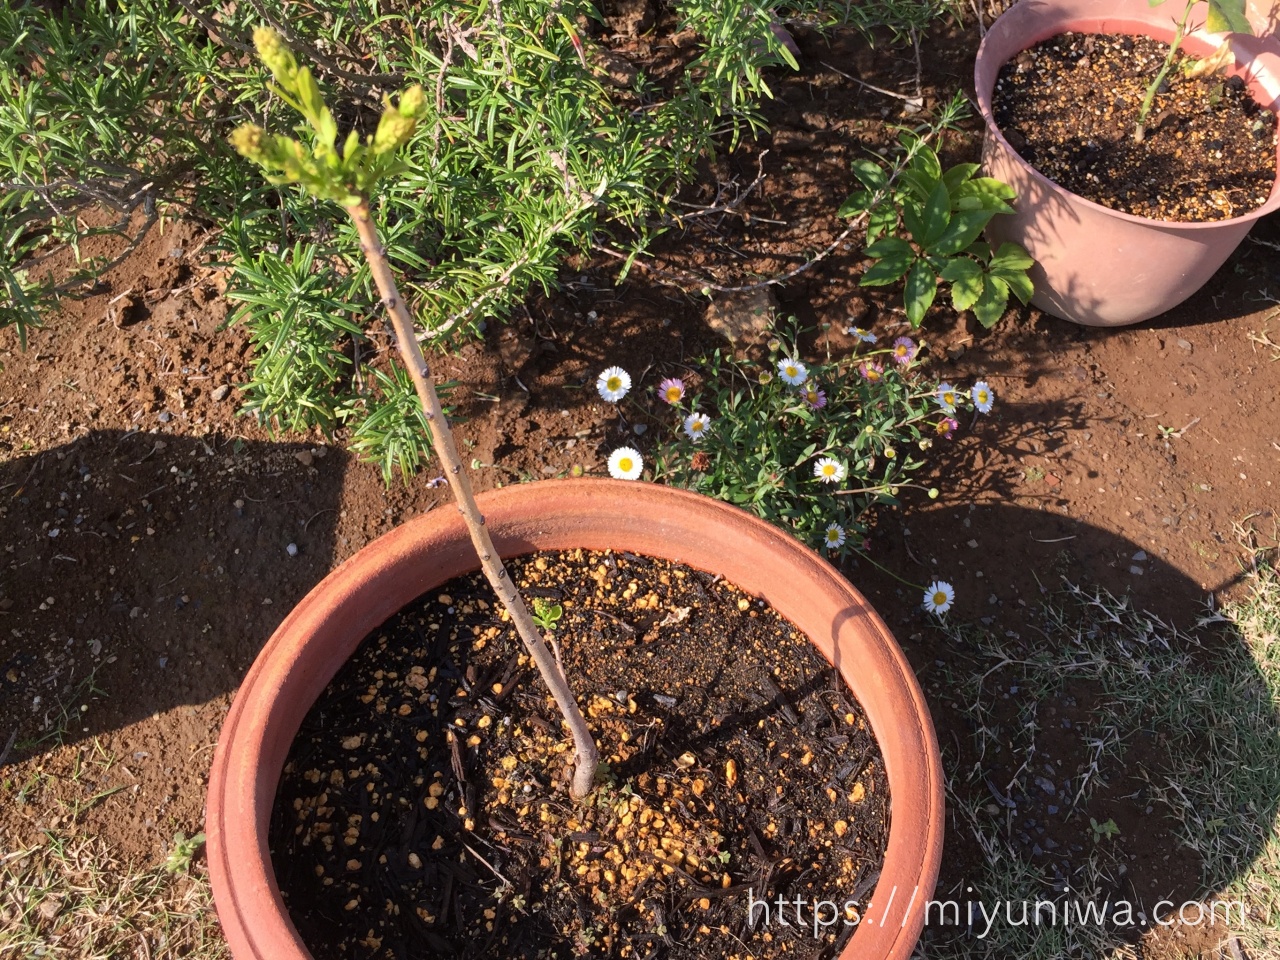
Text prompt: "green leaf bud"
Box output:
[[372, 109, 417, 155], [396, 84, 427, 119]]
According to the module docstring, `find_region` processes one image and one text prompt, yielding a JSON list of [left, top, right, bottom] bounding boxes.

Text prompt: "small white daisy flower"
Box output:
[[972, 380, 994, 414], [922, 580, 955, 615], [846, 326, 877, 343], [683, 412, 712, 442], [823, 523, 846, 550], [813, 457, 846, 483], [596, 366, 631, 403], [777, 357, 808, 386], [936, 382, 959, 415], [607, 447, 643, 480]]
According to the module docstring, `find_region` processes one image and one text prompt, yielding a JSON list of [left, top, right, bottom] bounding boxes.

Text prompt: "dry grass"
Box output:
[[920, 548, 1280, 960], [0, 831, 227, 960]]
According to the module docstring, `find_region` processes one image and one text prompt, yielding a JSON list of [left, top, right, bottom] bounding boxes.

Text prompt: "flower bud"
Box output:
[[229, 124, 268, 162], [254, 26, 298, 86]]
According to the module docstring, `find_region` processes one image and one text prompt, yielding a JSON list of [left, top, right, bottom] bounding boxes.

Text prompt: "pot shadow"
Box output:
[[844, 502, 1280, 954], [1138, 209, 1280, 331], [0, 429, 349, 761]]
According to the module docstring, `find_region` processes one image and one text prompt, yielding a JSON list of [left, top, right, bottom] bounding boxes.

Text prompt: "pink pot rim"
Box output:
[[207, 479, 944, 960], [975, 0, 1280, 229]]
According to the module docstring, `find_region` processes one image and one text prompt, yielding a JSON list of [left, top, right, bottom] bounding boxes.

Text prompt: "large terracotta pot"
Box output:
[[975, 0, 1280, 326], [207, 479, 943, 960]]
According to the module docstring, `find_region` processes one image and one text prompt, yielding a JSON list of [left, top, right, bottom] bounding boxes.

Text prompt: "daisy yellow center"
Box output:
[[807, 391, 817, 402], [978, 390, 989, 403], [618, 456, 634, 471], [822, 464, 836, 476], [943, 392, 956, 405], [607, 377, 622, 391], [785, 365, 798, 378], [895, 346, 907, 356], [932, 591, 948, 606], [691, 422, 703, 432], [665, 387, 681, 401], [827, 531, 840, 542]]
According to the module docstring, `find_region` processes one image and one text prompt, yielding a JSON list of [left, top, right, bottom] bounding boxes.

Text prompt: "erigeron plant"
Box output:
[[230, 27, 601, 798], [645, 324, 992, 614]]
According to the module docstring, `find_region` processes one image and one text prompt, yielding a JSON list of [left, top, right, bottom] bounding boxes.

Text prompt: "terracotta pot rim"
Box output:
[[975, 5, 1280, 230], [207, 480, 944, 960]]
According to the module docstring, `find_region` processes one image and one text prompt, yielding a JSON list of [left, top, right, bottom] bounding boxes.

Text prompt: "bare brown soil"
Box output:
[[2, 15, 1279, 960], [272, 550, 888, 959]]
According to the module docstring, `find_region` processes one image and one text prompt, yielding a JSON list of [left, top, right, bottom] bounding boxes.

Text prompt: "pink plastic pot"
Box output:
[[207, 480, 944, 960], [975, 0, 1280, 326]]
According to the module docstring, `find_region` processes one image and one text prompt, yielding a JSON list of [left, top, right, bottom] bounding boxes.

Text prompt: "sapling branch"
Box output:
[[347, 202, 598, 799], [1135, 0, 1195, 143], [1136, 0, 1255, 143], [232, 26, 599, 800]]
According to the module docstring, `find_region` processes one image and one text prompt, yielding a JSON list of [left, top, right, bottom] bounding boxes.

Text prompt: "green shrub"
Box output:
[[840, 102, 1035, 329], [1, 0, 970, 476]]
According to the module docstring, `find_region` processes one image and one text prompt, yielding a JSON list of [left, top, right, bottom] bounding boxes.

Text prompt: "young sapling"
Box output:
[[230, 27, 599, 799], [1134, 0, 1254, 143]]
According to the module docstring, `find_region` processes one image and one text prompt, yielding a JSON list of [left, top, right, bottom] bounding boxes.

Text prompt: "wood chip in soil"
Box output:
[[270, 548, 889, 959], [992, 31, 1278, 222]]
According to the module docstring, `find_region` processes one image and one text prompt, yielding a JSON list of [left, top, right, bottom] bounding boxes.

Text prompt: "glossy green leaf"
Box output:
[[864, 236, 914, 260], [989, 241, 1035, 272], [973, 275, 1011, 328], [929, 209, 993, 256], [920, 180, 952, 247], [939, 258, 984, 312], [942, 163, 980, 192], [903, 200, 928, 244], [904, 260, 937, 327], [867, 203, 898, 244], [838, 189, 873, 218], [860, 244, 916, 286], [851, 158, 889, 192], [1204, 0, 1252, 34]]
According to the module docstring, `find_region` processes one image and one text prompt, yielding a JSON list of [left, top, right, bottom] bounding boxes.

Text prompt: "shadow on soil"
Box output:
[[854, 502, 1279, 955], [3, 431, 1276, 957], [0, 429, 348, 759]]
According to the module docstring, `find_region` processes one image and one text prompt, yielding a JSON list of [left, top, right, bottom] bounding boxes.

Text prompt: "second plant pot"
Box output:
[[975, 0, 1280, 327], [206, 479, 945, 960]]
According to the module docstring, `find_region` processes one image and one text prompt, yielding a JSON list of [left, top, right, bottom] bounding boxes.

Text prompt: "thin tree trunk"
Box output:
[[345, 199, 599, 800]]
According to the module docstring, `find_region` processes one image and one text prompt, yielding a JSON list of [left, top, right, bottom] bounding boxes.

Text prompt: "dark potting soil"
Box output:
[[992, 31, 1278, 222], [269, 549, 889, 960]]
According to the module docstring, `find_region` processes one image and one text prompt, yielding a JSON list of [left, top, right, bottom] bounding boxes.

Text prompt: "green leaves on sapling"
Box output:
[[842, 132, 1034, 328]]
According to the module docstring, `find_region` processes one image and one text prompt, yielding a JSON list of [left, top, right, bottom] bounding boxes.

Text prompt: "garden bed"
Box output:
[[1, 11, 1279, 960]]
